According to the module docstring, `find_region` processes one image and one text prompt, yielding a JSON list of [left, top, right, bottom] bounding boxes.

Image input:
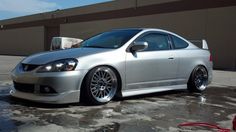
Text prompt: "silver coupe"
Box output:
[[11, 28, 213, 105]]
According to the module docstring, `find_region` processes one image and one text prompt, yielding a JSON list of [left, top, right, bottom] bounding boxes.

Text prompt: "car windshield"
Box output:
[[80, 29, 141, 49]]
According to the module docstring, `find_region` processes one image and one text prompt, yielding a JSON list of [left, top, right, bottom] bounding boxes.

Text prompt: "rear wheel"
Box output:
[[188, 66, 208, 92], [83, 66, 118, 105]]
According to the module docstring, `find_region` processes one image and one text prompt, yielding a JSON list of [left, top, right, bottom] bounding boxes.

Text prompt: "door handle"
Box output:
[[168, 57, 174, 60]]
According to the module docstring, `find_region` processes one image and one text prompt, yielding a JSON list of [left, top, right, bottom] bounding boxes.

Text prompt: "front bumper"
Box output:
[[10, 89, 80, 104], [11, 66, 88, 104]]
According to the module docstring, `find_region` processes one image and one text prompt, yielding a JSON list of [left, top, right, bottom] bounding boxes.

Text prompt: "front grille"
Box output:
[[13, 82, 34, 93], [21, 63, 39, 71]]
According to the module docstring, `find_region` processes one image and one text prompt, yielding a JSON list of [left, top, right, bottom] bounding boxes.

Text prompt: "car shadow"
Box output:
[[1, 95, 79, 108], [2, 89, 193, 108], [117, 89, 188, 101]]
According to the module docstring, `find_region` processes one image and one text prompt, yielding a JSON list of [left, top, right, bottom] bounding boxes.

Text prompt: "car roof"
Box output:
[[112, 28, 199, 49], [112, 28, 174, 34]]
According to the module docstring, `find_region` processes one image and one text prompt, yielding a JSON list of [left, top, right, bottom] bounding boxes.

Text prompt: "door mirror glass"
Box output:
[[130, 41, 148, 52]]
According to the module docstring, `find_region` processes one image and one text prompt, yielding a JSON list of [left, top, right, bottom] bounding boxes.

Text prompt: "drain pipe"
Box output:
[[135, 0, 137, 9]]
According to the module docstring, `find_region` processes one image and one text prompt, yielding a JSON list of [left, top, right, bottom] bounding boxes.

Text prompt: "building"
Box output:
[[0, 0, 236, 70]]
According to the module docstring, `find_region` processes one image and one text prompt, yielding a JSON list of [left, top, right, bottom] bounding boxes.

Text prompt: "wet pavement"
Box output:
[[0, 80, 235, 132]]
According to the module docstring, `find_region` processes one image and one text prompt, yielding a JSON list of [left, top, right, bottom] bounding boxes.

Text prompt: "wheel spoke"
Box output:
[[104, 72, 109, 78], [90, 83, 97, 87], [93, 74, 98, 80], [106, 83, 112, 86], [92, 89, 99, 94], [97, 71, 101, 78], [99, 91, 102, 98], [91, 86, 97, 90], [106, 78, 112, 83], [104, 89, 108, 96], [95, 90, 99, 97], [102, 91, 105, 98], [102, 71, 106, 78], [106, 88, 111, 94]]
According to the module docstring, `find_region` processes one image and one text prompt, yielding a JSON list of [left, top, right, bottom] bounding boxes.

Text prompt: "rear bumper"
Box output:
[[207, 64, 213, 85], [208, 72, 213, 85]]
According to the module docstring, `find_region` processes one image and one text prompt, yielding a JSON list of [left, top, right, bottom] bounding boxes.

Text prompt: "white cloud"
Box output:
[[0, 0, 59, 14]]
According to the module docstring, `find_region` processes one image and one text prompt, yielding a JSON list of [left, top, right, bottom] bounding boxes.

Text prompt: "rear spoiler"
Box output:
[[189, 39, 209, 50]]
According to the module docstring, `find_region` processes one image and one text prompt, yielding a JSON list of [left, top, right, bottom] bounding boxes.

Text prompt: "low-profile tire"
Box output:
[[83, 66, 118, 105], [187, 65, 208, 93]]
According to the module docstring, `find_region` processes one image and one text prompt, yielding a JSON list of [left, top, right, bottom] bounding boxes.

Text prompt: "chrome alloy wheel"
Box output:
[[89, 67, 118, 103], [194, 66, 208, 91]]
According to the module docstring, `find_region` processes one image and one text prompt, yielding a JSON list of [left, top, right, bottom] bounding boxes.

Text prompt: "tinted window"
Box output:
[[136, 33, 170, 51], [81, 30, 141, 49], [171, 35, 189, 49]]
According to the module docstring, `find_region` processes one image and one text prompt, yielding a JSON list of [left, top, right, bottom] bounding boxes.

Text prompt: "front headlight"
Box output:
[[37, 58, 78, 73]]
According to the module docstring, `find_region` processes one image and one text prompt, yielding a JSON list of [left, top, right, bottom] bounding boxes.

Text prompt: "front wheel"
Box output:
[[83, 66, 118, 105], [188, 66, 208, 92]]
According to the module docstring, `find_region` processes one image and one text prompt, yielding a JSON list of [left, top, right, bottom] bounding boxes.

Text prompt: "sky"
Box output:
[[0, 0, 112, 20]]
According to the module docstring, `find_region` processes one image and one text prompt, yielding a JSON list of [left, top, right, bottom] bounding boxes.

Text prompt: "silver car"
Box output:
[[11, 28, 213, 105]]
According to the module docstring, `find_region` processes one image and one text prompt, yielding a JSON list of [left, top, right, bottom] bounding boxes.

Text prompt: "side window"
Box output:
[[171, 35, 189, 49], [135, 33, 170, 51]]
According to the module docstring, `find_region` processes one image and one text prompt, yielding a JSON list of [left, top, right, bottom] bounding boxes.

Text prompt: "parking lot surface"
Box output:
[[0, 55, 236, 132]]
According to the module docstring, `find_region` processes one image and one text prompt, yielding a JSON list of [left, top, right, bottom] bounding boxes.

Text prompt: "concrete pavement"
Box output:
[[0, 55, 24, 81]]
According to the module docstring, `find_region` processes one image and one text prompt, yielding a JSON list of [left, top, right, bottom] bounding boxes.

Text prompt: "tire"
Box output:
[[83, 66, 118, 105], [188, 66, 208, 93]]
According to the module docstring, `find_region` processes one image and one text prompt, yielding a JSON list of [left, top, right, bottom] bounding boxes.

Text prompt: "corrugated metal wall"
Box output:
[[0, 26, 44, 55]]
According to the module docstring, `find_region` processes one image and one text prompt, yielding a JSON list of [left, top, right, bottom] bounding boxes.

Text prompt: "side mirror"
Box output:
[[130, 41, 148, 52]]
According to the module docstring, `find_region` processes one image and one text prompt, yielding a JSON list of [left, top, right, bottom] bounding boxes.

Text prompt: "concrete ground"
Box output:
[[0, 55, 235, 132]]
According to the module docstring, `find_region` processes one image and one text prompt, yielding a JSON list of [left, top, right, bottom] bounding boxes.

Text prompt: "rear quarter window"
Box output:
[[171, 35, 189, 49]]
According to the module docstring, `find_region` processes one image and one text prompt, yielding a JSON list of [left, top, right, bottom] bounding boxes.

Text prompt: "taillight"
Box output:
[[209, 54, 213, 62]]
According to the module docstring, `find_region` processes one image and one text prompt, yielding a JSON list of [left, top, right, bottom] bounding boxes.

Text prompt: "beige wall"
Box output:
[[206, 7, 236, 70], [60, 6, 236, 70], [0, 0, 177, 25], [0, 0, 135, 25], [0, 26, 44, 55], [60, 8, 207, 39]]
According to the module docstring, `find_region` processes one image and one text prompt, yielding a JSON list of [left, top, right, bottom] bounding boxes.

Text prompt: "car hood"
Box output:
[[22, 48, 112, 65]]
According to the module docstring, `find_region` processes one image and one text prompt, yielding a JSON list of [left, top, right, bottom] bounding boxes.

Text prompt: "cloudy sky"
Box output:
[[0, 0, 112, 20]]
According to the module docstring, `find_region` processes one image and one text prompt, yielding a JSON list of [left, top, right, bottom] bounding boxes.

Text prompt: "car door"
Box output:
[[125, 32, 179, 89]]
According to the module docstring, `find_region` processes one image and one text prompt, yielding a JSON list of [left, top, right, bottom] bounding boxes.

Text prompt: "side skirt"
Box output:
[[121, 84, 187, 97]]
